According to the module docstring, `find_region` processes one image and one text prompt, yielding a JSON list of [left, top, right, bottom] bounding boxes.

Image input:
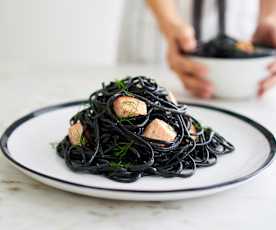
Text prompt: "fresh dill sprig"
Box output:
[[114, 79, 132, 95], [73, 134, 87, 147], [117, 100, 139, 125], [79, 134, 87, 146], [118, 117, 134, 125], [109, 161, 131, 169], [110, 140, 134, 169], [115, 79, 127, 91], [113, 141, 133, 159]]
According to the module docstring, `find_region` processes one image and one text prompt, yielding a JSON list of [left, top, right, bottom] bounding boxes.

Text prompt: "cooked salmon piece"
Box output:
[[235, 41, 254, 54], [143, 118, 177, 142], [113, 96, 147, 118], [68, 122, 83, 145], [167, 91, 178, 105]]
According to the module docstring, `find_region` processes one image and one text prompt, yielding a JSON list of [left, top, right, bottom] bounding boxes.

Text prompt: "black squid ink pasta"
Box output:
[[186, 34, 274, 58], [57, 76, 235, 183]]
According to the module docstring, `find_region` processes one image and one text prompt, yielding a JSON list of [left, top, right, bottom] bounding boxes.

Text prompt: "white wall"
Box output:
[[0, 0, 124, 66]]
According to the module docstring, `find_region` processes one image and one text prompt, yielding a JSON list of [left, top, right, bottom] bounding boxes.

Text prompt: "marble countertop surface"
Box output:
[[0, 65, 275, 230]]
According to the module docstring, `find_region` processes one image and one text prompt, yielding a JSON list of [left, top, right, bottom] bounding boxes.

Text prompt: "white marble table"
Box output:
[[0, 65, 275, 230]]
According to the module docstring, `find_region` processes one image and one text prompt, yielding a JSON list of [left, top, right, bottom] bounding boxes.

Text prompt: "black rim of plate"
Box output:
[[0, 100, 275, 194]]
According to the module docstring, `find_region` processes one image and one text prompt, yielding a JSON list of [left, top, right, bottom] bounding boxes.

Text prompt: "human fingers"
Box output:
[[178, 57, 208, 77], [258, 74, 276, 96], [168, 49, 208, 78], [267, 60, 276, 74], [177, 73, 214, 98]]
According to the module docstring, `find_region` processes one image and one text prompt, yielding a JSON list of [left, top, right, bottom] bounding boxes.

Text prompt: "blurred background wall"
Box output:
[[0, 0, 258, 67], [0, 0, 124, 66]]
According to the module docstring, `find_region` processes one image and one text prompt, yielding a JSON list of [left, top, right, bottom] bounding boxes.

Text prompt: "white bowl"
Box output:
[[189, 56, 275, 99]]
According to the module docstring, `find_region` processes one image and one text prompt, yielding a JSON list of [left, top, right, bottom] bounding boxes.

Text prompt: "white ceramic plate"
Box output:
[[1, 101, 275, 201]]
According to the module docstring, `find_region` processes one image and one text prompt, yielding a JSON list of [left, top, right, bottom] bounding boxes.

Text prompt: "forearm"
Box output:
[[259, 0, 276, 21], [146, 0, 183, 36]]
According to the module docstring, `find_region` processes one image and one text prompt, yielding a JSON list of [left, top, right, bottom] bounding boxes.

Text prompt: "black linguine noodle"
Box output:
[[57, 76, 234, 183], [186, 34, 274, 58]]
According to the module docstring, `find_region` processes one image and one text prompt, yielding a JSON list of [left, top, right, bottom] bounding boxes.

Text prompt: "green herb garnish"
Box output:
[[115, 79, 132, 95], [109, 161, 131, 169], [79, 134, 87, 146], [73, 134, 87, 147], [118, 117, 134, 125], [113, 141, 133, 159], [110, 161, 131, 169], [115, 79, 127, 90], [117, 99, 138, 125]]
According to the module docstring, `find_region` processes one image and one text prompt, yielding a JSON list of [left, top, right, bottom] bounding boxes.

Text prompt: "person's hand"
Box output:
[[163, 22, 213, 98], [253, 17, 276, 96]]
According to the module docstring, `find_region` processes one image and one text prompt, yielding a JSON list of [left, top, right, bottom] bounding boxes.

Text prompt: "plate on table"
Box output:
[[1, 101, 275, 201]]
